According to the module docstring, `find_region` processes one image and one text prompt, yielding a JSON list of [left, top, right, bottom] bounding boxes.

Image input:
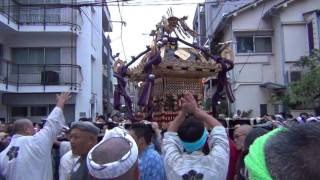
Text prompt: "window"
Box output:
[[237, 36, 272, 53], [48, 104, 55, 112], [45, 48, 61, 71], [290, 71, 301, 82], [26, 0, 44, 23], [0, 44, 3, 76], [255, 37, 272, 53], [237, 37, 254, 53], [31, 106, 47, 116], [11, 107, 28, 117], [29, 48, 44, 64], [260, 104, 268, 117], [12, 48, 28, 64], [12, 48, 61, 73], [0, 1, 5, 12], [12, 48, 29, 73], [46, 0, 61, 23], [18, 0, 61, 24], [0, 44, 3, 58], [307, 22, 314, 52]]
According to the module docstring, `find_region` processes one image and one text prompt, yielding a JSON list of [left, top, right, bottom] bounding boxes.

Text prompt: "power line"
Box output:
[[106, 0, 253, 6], [2, 0, 253, 8], [107, 2, 205, 6], [79, 7, 102, 37], [2, 0, 198, 8]]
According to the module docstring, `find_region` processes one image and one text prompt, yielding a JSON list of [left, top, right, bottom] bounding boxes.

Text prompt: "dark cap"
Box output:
[[70, 121, 100, 136]]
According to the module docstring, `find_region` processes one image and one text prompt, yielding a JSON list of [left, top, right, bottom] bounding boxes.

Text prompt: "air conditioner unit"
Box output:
[[41, 71, 60, 85]]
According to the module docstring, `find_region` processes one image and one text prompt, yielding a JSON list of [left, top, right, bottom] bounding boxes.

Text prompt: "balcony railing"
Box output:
[[0, 59, 81, 90], [0, 0, 80, 30]]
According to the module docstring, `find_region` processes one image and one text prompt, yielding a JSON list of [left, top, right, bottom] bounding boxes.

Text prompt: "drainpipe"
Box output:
[[279, 22, 286, 86], [230, 22, 236, 115], [279, 20, 286, 113]]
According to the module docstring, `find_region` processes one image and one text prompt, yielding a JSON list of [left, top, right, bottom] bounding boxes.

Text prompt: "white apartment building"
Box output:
[[194, 0, 320, 117], [0, 0, 113, 123]]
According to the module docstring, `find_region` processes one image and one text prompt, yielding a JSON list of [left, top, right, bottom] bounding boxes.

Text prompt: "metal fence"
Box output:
[[0, 59, 81, 89], [0, 0, 79, 29]]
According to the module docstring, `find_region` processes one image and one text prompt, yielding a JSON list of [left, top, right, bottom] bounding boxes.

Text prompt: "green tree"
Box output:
[[285, 49, 320, 109]]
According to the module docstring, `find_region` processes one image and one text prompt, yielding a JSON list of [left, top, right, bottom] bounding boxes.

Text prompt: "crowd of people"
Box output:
[[0, 92, 319, 180]]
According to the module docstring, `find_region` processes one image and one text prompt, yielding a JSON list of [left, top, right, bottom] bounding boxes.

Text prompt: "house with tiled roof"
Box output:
[[194, 0, 320, 117]]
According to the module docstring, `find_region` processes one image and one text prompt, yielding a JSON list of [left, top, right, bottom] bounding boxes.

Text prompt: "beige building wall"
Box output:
[[225, 0, 319, 116]]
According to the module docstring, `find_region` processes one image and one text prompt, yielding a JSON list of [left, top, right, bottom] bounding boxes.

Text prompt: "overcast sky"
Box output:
[[107, 0, 204, 66]]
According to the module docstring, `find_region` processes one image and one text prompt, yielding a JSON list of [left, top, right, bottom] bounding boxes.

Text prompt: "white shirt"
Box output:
[[59, 150, 80, 180], [59, 141, 72, 157], [162, 126, 230, 180], [0, 107, 65, 180]]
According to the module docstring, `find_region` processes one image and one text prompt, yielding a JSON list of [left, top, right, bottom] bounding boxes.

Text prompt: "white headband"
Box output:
[[87, 127, 138, 179]]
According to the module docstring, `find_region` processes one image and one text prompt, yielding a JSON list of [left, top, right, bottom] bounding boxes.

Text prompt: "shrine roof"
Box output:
[[127, 47, 222, 81]]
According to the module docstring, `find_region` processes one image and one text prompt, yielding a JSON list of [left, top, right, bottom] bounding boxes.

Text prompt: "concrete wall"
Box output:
[[280, 0, 320, 23], [75, 7, 94, 120], [277, 0, 320, 84], [5, 33, 73, 48], [278, 0, 320, 59], [282, 24, 308, 62], [75, 6, 104, 120], [228, 1, 280, 116], [271, 15, 285, 84], [91, 6, 104, 118], [234, 85, 272, 117], [231, 0, 281, 31]]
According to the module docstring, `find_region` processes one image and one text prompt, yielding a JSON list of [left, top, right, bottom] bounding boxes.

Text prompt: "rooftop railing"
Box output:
[[0, 58, 81, 90], [0, 0, 80, 30]]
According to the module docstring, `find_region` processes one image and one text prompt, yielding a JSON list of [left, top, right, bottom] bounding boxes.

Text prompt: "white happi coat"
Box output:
[[0, 107, 65, 180], [162, 126, 230, 180]]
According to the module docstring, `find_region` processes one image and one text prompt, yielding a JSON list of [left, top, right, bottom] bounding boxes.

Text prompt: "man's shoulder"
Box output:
[[143, 148, 161, 161], [61, 151, 78, 163], [147, 147, 161, 156]]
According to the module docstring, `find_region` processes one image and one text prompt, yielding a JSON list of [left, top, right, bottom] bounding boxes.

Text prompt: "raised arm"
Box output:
[[181, 92, 222, 128], [33, 92, 71, 153], [181, 92, 229, 179], [162, 99, 188, 167]]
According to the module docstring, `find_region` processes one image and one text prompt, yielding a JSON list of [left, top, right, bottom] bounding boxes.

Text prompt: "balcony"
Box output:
[[0, 0, 80, 32], [0, 59, 81, 92]]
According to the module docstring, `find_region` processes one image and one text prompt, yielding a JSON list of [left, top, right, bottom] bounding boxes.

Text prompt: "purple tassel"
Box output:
[[113, 66, 135, 121], [138, 75, 154, 106], [113, 85, 121, 110], [138, 52, 161, 107]]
